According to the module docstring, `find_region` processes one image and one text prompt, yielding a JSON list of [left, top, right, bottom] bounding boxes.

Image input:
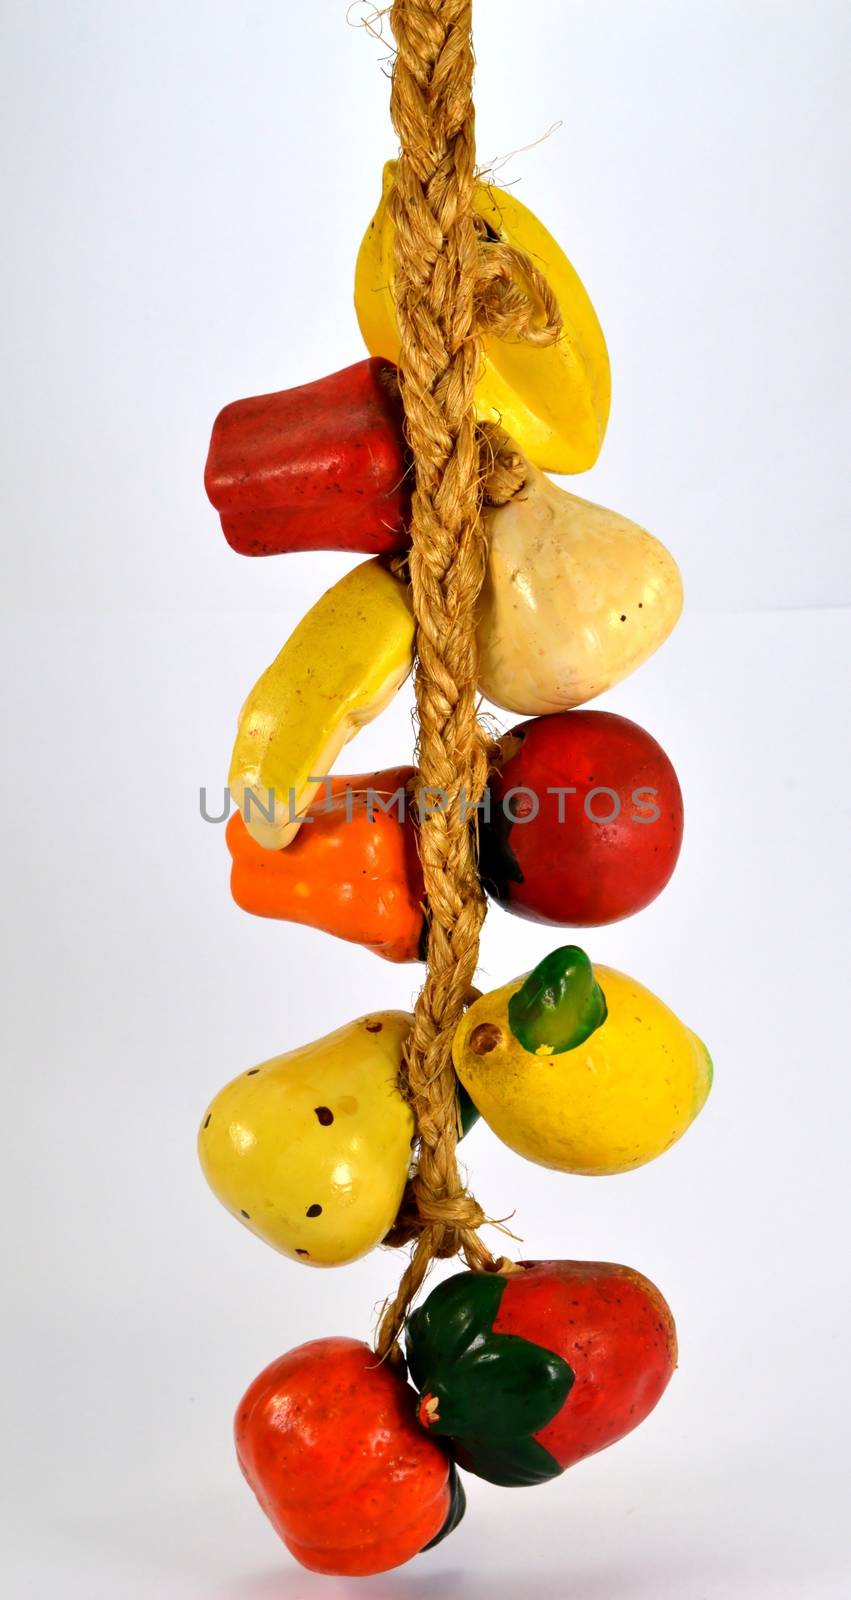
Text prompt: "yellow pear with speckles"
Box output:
[[198, 1013, 415, 1266]]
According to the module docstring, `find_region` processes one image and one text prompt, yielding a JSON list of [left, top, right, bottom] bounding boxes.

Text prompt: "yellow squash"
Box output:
[[198, 1013, 415, 1266], [477, 461, 683, 714], [453, 946, 711, 1175], [355, 162, 610, 473], [229, 558, 414, 849]]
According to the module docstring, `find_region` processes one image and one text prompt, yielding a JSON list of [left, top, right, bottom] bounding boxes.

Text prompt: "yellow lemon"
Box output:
[[355, 162, 610, 474], [453, 946, 711, 1175], [198, 1013, 415, 1266]]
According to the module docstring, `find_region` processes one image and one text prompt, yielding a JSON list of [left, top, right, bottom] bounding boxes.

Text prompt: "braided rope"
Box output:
[[376, 0, 560, 1358]]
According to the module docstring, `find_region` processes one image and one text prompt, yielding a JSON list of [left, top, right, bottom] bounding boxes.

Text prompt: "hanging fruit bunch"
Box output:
[[199, 0, 711, 1578]]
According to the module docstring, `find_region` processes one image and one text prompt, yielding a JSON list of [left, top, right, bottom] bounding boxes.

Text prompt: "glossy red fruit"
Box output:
[[205, 358, 411, 556], [481, 710, 683, 926], [407, 1260, 677, 1485], [495, 1261, 677, 1473], [235, 1337, 464, 1577]]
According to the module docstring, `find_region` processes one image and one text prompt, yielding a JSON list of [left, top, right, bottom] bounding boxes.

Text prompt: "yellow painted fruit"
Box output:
[[478, 461, 683, 714], [452, 947, 712, 1175], [229, 559, 414, 849], [198, 1013, 415, 1266], [355, 162, 610, 474]]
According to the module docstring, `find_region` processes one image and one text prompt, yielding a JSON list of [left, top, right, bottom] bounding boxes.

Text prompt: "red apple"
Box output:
[[480, 710, 683, 925]]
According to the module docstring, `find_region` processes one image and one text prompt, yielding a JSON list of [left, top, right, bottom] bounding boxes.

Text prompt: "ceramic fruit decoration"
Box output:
[[453, 945, 712, 1174], [206, 358, 411, 557], [229, 558, 414, 849], [480, 710, 684, 925], [236, 1338, 466, 1575], [198, 945, 709, 1261], [214, 432, 683, 724], [198, 1014, 416, 1265], [356, 162, 611, 473], [477, 460, 683, 714], [199, 1010, 482, 1267], [201, 2, 712, 1576], [225, 713, 683, 955], [405, 1262, 677, 1485], [227, 765, 425, 962], [208, 365, 681, 723]]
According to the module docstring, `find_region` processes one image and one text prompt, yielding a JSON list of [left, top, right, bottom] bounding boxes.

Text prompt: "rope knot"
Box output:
[[474, 229, 563, 349], [382, 1174, 487, 1251], [413, 1186, 486, 1233], [479, 421, 527, 506]]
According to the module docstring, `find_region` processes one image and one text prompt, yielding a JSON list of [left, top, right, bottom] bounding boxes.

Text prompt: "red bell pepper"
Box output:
[[205, 357, 411, 556]]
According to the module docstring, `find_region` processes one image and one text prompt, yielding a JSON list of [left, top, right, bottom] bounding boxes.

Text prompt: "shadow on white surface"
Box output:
[[215, 1566, 693, 1599]]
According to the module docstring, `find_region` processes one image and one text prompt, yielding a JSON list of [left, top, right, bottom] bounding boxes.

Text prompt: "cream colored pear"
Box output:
[[477, 463, 683, 715]]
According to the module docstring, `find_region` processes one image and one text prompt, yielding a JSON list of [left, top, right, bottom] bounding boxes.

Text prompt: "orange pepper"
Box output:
[[226, 766, 425, 963]]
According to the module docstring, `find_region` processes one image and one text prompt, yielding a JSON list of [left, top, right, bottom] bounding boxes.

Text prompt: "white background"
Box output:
[[2, 2, 850, 1596]]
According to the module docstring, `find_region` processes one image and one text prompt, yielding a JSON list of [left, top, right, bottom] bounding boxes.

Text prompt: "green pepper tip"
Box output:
[[507, 945, 607, 1056]]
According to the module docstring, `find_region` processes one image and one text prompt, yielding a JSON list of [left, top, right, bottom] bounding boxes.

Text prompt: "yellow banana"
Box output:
[[229, 558, 414, 849]]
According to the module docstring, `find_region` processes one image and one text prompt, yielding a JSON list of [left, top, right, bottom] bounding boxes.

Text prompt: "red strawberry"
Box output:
[[406, 1261, 677, 1485]]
